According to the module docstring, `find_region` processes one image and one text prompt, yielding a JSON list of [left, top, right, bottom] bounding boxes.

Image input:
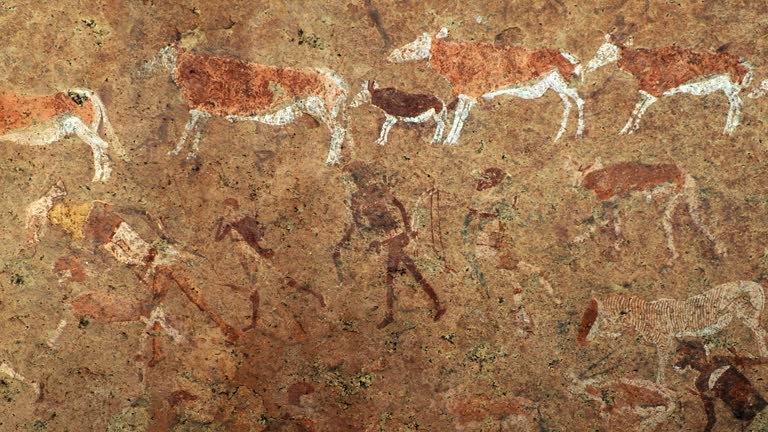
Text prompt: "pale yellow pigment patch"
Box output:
[[49, 202, 93, 239]]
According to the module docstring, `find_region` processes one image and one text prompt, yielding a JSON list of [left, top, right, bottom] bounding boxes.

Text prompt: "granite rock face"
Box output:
[[2, 1, 768, 431]]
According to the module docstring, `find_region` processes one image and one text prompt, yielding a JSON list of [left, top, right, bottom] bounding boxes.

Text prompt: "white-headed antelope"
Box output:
[[577, 281, 768, 383], [144, 44, 350, 165], [387, 27, 584, 145], [349, 80, 447, 145], [0, 89, 125, 182], [586, 34, 753, 135], [570, 159, 724, 263]]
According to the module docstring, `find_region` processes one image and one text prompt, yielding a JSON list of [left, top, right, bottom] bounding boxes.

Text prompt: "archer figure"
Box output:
[[334, 161, 445, 328]]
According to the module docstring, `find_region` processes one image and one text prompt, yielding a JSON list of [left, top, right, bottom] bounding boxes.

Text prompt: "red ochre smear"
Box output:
[[618, 46, 749, 97], [174, 49, 343, 117], [54, 256, 87, 283], [583, 162, 683, 201], [0, 92, 93, 135], [70, 291, 141, 322], [430, 37, 577, 98]]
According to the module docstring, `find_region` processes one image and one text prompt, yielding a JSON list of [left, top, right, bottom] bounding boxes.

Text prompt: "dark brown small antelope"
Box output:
[[350, 81, 447, 145], [388, 27, 584, 144], [570, 159, 724, 262], [0, 89, 125, 182], [586, 34, 753, 135], [143, 44, 349, 165]]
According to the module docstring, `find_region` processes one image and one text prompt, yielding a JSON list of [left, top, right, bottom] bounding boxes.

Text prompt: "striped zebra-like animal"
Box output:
[[578, 281, 768, 383]]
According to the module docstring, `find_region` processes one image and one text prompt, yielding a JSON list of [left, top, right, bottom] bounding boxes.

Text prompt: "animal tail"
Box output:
[[740, 60, 754, 88], [70, 89, 128, 161]]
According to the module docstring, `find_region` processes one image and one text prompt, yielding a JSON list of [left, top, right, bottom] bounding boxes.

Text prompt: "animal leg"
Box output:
[[62, 115, 114, 182], [662, 193, 681, 262], [620, 92, 657, 135], [554, 92, 572, 142], [743, 313, 768, 357], [682, 176, 725, 256], [723, 85, 743, 135], [170, 110, 209, 157], [298, 96, 347, 165], [548, 72, 585, 138], [655, 340, 672, 383], [444, 95, 476, 146], [432, 108, 447, 143], [375, 115, 397, 145]]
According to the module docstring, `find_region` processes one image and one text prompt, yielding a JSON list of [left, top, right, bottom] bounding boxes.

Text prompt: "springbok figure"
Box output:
[[0, 89, 125, 182], [577, 281, 768, 383], [144, 44, 350, 165], [349, 80, 447, 145], [387, 27, 584, 145], [585, 34, 753, 135], [570, 159, 725, 263]]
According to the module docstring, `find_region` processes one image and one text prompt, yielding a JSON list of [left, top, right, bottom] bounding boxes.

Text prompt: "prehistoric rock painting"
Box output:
[[0, 89, 124, 182], [568, 375, 677, 431], [27, 187, 239, 350], [578, 281, 768, 383], [462, 167, 559, 332], [570, 159, 724, 262], [586, 34, 752, 135], [144, 43, 349, 165], [350, 80, 447, 145], [334, 161, 445, 328], [674, 340, 768, 432], [388, 27, 584, 144], [5, 3, 768, 430]]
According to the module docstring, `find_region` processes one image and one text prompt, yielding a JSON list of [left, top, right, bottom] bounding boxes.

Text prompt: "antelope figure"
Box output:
[[349, 80, 447, 145], [571, 159, 724, 263], [577, 281, 768, 383], [568, 375, 677, 431], [0, 89, 124, 182], [144, 44, 350, 165], [387, 27, 584, 145], [586, 34, 753, 135]]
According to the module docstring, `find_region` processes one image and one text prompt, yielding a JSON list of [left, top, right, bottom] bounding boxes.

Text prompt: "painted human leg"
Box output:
[[401, 254, 445, 321]]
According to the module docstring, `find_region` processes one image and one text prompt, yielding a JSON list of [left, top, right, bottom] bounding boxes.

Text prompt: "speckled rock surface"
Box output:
[[2, 1, 768, 431]]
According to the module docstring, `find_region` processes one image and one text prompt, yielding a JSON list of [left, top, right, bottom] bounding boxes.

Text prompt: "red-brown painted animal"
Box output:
[[387, 27, 584, 144], [350, 80, 447, 145], [144, 44, 349, 165], [570, 159, 724, 262], [0, 89, 124, 182], [586, 34, 753, 135], [569, 374, 677, 431]]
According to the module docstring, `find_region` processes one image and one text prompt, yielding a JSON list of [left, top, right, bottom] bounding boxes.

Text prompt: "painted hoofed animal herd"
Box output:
[[5, 26, 768, 430]]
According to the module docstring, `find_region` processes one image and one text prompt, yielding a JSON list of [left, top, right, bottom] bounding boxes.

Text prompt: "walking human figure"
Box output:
[[334, 161, 445, 328]]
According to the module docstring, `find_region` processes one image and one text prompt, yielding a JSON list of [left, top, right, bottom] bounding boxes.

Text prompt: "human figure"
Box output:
[[31, 192, 239, 362], [462, 168, 559, 333], [674, 340, 768, 432], [214, 198, 324, 332], [334, 161, 445, 328]]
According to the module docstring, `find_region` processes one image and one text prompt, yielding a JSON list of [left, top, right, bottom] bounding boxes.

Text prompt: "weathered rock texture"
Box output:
[[0, 1, 768, 431]]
